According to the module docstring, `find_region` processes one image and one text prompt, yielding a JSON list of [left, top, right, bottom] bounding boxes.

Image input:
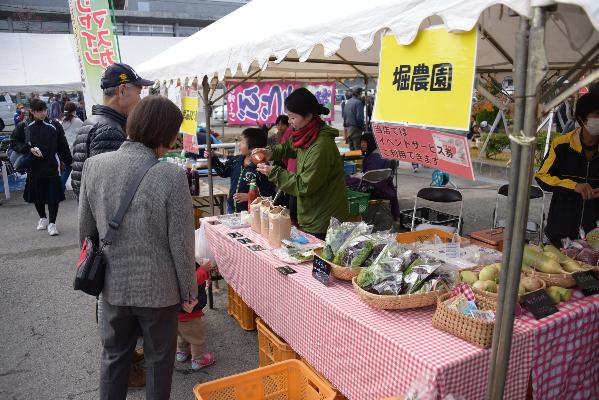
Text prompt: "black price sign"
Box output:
[[521, 289, 559, 320], [312, 253, 332, 286], [573, 270, 599, 296], [276, 266, 297, 275]]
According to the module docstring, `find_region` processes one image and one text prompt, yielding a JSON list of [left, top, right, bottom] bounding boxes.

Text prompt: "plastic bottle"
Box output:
[[247, 178, 260, 206]]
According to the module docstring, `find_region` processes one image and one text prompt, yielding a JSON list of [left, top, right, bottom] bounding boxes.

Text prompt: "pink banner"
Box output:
[[372, 122, 475, 180], [225, 80, 336, 125]]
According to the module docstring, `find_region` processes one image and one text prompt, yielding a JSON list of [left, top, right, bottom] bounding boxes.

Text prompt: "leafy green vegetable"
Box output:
[[351, 241, 374, 267]]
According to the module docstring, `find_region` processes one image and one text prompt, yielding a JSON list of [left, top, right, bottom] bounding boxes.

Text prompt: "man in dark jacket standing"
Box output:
[[71, 63, 154, 197], [343, 87, 365, 150]]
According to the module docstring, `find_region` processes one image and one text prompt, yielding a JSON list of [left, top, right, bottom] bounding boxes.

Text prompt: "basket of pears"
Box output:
[[459, 263, 545, 303]]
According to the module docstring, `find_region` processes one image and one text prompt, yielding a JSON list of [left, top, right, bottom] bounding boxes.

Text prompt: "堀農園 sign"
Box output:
[[372, 122, 475, 180], [225, 80, 336, 125], [373, 27, 477, 131]]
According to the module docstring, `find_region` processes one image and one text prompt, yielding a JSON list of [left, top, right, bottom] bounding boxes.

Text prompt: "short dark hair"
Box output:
[[241, 127, 267, 150], [127, 96, 183, 149], [575, 93, 599, 125], [30, 98, 47, 112], [275, 115, 289, 126]]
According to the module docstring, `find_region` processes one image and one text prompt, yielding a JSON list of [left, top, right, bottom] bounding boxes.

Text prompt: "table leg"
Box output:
[[1, 162, 10, 200]]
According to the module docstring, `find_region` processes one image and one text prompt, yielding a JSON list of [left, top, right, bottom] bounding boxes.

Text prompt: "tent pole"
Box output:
[[542, 69, 599, 113], [486, 15, 530, 400], [488, 7, 548, 400], [202, 76, 215, 216], [540, 42, 599, 103]]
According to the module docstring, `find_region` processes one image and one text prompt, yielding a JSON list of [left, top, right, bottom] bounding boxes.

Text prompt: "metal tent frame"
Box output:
[[149, 3, 597, 398]]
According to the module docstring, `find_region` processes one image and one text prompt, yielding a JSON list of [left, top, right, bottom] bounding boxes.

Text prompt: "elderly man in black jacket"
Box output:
[[71, 63, 154, 197]]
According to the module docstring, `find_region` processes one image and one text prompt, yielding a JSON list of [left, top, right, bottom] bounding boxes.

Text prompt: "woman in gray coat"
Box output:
[[78, 96, 198, 400]]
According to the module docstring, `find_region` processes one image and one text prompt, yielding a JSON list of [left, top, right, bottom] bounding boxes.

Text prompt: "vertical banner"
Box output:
[[68, 0, 120, 115], [373, 27, 477, 130], [181, 96, 199, 154], [225, 80, 336, 125]]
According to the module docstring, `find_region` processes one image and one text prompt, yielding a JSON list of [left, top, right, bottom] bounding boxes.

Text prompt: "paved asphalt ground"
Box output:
[[0, 163, 549, 399]]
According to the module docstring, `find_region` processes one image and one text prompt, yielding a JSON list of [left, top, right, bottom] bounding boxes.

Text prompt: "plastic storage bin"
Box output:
[[227, 286, 256, 331], [343, 161, 356, 175], [257, 318, 299, 367], [193, 359, 336, 400], [399, 207, 461, 232], [395, 228, 458, 244], [346, 190, 370, 216]]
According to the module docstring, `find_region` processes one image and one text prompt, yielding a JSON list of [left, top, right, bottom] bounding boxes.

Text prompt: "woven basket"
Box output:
[[352, 278, 447, 310], [313, 248, 362, 281], [523, 270, 577, 288], [432, 292, 496, 349], [460, 266, 546, 303]]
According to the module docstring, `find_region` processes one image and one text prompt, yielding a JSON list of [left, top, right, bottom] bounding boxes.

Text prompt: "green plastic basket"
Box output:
[[347, 190, 370, 216]]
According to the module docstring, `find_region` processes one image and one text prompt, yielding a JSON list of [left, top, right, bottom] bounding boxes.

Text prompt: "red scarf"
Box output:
[[291, 117, 321, 149]]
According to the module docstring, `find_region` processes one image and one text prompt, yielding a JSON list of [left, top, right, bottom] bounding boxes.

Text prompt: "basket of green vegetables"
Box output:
[[352, 243, 452, 310], [522, 244, 593, 288]]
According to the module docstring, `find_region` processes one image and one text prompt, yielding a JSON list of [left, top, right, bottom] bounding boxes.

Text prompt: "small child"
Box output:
[[206, 128, 275, 213], [176, 259, 215, 371]]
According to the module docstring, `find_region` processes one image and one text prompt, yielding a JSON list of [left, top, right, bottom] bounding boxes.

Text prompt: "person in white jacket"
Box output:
[[60, 101, 83, 192]]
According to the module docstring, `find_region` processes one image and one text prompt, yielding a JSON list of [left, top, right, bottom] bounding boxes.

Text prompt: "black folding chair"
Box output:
[[492, 184, 546, 243], [407, 187, 464, 234]]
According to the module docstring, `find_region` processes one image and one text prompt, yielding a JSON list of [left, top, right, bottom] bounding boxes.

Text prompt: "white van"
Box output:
[[0, 93, 17, 132]]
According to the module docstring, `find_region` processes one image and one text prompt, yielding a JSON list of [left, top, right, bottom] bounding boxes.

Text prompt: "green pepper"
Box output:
[[351, 241, 375, 267]]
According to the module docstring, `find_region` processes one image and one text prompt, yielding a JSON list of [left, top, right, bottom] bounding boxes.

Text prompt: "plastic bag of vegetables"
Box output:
[[338, 232, 395, 268], [321, 218, 359, 261], [356, 244, 416, 292]]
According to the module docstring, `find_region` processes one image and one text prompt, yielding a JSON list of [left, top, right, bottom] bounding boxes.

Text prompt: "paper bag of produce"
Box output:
[[269, 207, 292, 248], [260, 199, 272, 238], [250, 197, 263, 233]]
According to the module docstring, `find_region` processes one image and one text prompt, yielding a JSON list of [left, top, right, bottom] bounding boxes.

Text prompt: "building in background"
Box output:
[[0, 0, 248, 37]]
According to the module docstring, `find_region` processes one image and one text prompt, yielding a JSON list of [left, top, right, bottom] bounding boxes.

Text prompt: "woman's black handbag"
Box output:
[[7, 125, 32, 173], [74, 159, 158, 296]]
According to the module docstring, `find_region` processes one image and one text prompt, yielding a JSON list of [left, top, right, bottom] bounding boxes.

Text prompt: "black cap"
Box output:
[[100, 63, 154, 89]]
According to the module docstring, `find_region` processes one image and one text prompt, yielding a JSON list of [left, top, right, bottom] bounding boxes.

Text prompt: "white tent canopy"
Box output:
[[0, 33, 184, 93], [138, 0, 598, 83]]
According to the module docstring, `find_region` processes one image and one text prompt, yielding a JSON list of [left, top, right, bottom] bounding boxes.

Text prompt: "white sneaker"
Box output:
[[47, 223, 59, 236], [37, 218, 49, 231]]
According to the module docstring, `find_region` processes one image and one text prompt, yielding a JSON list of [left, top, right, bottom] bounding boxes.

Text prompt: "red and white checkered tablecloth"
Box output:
[[204, 220, 534, 400], [518, 290, 599, 400]]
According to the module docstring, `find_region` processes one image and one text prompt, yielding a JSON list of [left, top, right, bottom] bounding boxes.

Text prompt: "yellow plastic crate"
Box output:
[[395, 228, 459, 244], [227, 286, 256, 331], [256, 318, 300, 367], [300, 358, 346, 400], [193, 359, 336, 400]]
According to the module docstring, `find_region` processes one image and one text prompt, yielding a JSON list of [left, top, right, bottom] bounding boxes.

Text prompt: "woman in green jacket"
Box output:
[[253, 88, 348, 239]]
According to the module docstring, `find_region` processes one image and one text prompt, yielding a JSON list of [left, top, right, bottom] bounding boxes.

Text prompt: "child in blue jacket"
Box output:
[[206, 128, 275, 213]]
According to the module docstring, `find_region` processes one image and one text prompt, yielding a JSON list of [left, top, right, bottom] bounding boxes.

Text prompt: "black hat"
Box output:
[[100, 63, 154, 89], [284, 87, 330, 117]]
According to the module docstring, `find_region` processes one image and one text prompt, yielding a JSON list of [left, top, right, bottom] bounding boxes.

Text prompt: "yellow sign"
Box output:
[[373, 27, 477, 131], [181, 96, 198, 136]]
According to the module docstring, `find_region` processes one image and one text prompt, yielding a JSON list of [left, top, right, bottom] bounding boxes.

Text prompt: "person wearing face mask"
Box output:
[[70, 63, 154, 199], [252, 88, 348, 239], [535, 92, 599, 246]]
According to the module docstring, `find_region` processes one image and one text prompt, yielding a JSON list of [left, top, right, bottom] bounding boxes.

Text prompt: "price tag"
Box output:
[[573, 270, 599, 296], [521, 289, 559, 320], [276, 266, 297, 275], [445, 241, 460, 259], [312, 253, 332, 286]]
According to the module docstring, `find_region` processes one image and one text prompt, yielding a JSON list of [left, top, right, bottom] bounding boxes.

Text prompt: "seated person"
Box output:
[[206, 128, 275, 213], [346, 134, 400, 221]]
